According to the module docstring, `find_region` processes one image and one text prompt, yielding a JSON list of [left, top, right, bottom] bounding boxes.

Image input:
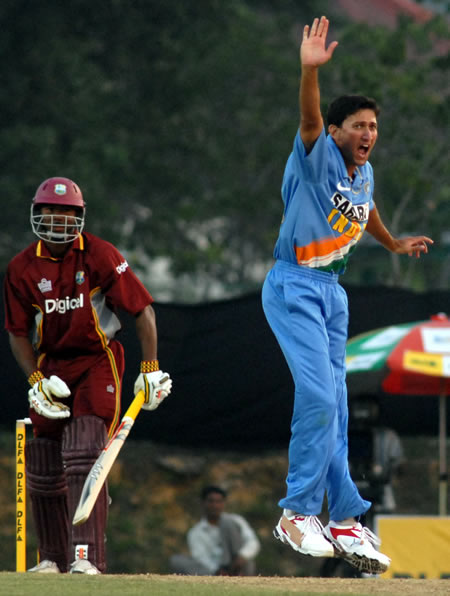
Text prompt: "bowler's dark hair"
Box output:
[[327, 95, 380, 127], [201, 485, 227, 500]]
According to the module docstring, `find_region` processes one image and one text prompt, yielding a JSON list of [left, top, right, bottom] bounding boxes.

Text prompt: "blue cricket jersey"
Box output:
[[273, 129, 375, 274]]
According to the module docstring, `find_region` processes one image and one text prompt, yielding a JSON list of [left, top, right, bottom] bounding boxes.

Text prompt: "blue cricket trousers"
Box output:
[[262, 260, 370, 521]]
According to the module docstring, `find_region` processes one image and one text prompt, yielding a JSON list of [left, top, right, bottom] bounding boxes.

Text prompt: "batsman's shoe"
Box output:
[[274, 511, 334, 557], [324, 521, 391, 574], [69, 559, 101, 575], [28, 559, 60, 573]]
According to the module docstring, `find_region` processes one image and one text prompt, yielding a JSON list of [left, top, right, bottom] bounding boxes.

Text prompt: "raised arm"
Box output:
[[300, 16, 338, 150]]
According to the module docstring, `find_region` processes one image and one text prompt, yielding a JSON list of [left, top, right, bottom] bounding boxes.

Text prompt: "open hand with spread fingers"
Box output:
[[301, 16, 338, 67], [28, 374, 71, 419], [393, 235, 434, 258]]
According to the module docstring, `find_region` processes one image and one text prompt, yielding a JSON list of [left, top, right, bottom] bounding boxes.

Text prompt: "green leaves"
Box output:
[[0, 1, 448, 298]]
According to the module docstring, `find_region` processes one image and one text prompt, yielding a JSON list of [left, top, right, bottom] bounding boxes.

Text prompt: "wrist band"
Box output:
[[140, 360, 160, 373], [28, 370, 45, 387]]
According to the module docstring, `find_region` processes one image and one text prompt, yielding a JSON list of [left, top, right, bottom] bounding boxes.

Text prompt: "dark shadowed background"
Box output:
[[2, 275, 449, 447]]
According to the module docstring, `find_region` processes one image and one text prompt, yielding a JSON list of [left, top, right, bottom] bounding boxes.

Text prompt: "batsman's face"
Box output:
[[203, 492, 226, 522], [329, 109, 378, 176], [40, 205, 78, 233]]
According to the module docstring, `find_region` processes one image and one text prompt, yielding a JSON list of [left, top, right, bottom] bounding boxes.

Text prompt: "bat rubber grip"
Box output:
[[124, 390, 145, 420]]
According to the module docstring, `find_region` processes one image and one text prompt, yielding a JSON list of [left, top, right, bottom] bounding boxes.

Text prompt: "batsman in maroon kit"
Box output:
[[4, 177, 172, 574]]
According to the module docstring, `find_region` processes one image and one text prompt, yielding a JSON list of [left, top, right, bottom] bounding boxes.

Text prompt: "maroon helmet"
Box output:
[[31, 177, 86, 243], [32, 177, 85, 208]]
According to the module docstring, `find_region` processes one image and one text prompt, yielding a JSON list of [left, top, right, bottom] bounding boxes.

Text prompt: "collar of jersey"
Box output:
[[36, 233, 85, 260]]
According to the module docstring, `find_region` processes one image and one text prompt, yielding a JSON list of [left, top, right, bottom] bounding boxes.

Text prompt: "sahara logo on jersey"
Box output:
[[45, 294, 84, 314], [330, 192, 369, 222]]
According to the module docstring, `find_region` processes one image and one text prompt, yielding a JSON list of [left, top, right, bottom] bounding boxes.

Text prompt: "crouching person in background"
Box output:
[[170, 485, 261, 576]]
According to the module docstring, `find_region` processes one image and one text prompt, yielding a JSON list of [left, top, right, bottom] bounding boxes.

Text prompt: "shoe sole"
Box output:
[[324, 528, 390, 575], [273, 526, 334, 558], [70, 562, 101, 575], [275, 526, 388, 574], [70, 565, 101, 575], [334, 550, 389, 575], [273, 526, 288, 544]]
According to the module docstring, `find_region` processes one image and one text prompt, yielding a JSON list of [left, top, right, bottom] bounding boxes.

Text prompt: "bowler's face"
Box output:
[[329, 109, 378, 176]]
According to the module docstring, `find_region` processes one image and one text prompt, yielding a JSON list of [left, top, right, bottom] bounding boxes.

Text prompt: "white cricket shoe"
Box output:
[[69, 559, 101, 575], [274, 510, 334, 557], [324, 521, 391, 574], [28, 559, 60, 573]]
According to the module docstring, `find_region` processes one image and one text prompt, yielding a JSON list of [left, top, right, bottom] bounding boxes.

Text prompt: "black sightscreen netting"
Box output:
[[1, 272, 449, 447], [119, 294, 295, 449]]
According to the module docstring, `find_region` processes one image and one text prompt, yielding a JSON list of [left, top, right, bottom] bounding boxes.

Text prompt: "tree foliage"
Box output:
[[0, 0, 448, 300]]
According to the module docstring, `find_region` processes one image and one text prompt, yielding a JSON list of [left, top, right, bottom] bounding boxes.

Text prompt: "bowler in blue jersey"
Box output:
[[262, 15, 433, 575]]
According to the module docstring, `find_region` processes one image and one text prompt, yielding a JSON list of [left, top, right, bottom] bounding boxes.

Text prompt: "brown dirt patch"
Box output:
[[149, 574, 450, 595]]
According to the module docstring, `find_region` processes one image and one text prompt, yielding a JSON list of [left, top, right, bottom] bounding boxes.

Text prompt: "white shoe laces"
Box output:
[[360, 525, 381, 547], [297, 515, 325, 535]]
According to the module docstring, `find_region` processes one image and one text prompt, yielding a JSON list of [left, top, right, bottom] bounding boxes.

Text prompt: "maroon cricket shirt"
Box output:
[[4, 232, 153, 437]]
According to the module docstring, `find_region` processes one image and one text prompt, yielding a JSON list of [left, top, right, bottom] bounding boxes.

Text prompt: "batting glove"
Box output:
[[134, 361, 172, 411], [28, 374, 71, 419]]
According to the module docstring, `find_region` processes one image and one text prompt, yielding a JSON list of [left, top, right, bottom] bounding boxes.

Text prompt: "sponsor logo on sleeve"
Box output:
[[116, 260, 129, 275]]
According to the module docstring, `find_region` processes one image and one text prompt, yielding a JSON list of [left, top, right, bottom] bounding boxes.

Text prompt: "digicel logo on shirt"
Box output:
[[45, 294, 84, 314]]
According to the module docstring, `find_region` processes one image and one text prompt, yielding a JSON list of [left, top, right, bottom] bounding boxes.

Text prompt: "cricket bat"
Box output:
[[72, 390, 146, 526]]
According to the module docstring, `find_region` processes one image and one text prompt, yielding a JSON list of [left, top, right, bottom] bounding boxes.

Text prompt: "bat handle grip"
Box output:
[[124, 390, 145, 420], [125, 376, 170, 419]]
